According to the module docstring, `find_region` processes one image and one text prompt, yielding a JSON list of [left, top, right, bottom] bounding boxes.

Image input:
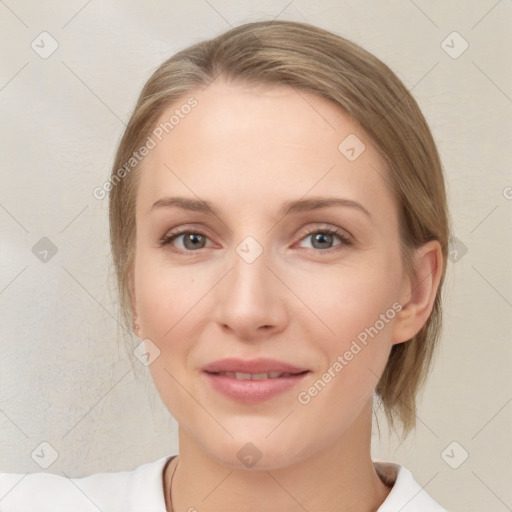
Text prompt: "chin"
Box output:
[[196, 425, 317, 471]]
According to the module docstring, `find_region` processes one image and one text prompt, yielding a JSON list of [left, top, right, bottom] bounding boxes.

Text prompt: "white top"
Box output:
[[0, 456, 448, 511]]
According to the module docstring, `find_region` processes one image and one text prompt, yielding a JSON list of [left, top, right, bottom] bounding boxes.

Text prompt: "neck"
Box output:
[[165, 402, 390, 512]]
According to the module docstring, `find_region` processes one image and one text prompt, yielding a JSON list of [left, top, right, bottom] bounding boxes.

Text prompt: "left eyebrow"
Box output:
[[280, 197, 371, 218]]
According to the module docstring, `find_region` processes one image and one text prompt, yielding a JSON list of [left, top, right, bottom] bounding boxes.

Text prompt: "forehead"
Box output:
[[135, 79, 396, 220]]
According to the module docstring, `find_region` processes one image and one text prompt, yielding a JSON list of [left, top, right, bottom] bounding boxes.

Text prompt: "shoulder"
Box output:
[[0, 456, 173, 512], [375, 462, 449, 512]]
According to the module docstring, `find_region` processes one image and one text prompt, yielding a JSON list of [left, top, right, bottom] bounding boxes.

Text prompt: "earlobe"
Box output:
[[391, 240, 444, 345], [134, 318, 141, 337]]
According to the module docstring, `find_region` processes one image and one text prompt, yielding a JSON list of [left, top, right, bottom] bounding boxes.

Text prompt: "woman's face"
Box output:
[[132, 79, 410, 468]]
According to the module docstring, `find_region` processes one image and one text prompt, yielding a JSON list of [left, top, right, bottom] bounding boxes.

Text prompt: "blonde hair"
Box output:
[[109, 20, 450, 436]]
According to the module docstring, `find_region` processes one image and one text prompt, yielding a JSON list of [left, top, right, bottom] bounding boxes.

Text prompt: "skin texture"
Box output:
[[131, 79, 443, 511]]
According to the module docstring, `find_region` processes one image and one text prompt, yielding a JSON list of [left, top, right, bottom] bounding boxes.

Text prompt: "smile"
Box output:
[[203, 369, 309, 403]]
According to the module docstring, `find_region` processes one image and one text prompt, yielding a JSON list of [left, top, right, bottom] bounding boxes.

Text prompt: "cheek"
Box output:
[[292, 267, 398, 434], [133, 251, 213, 400], [134, 252, 204, 339], [292, 257, 401, 346], [134, 260, 202, 420], [288, 256, 401, 409]]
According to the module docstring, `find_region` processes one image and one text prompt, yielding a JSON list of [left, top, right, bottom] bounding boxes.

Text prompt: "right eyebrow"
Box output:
[[150, 197, 217, 215]]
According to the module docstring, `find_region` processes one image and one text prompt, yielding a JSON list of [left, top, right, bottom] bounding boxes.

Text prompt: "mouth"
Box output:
[[202, 358, 310, 403]]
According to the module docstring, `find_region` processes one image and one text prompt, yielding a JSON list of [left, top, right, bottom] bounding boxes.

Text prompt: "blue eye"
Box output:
[[159, 231, 210, 252], [159, 227, 352, 254], [298, 228, 351, 251]]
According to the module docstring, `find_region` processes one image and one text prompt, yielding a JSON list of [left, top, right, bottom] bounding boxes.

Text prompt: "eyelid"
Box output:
[[161, 222, 213, 237], [294, 223, 352, 243]]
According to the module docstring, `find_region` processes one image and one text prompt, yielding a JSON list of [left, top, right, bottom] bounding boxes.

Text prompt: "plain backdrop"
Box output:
[[1, 1, 511, 511]]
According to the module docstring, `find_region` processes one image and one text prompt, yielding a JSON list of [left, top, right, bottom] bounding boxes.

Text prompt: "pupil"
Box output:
[[185, 233, 204, 249], [314, 233, 332, 249]]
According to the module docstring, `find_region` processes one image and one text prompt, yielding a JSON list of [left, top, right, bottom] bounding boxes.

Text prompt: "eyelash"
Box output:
[[158, 226, 352, 255]]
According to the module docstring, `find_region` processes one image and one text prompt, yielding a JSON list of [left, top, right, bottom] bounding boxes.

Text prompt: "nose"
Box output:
[[213, 244, 288, 341]]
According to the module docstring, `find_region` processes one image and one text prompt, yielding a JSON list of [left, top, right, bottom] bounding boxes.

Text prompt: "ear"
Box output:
[[129, 269, 143, 337], [391, 240, 444, 345]]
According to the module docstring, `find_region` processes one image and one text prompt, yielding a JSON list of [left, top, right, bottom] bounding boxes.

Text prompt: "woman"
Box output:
[[0, 20, 450, 511]]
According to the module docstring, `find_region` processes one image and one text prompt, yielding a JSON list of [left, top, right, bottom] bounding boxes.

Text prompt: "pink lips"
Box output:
[[202, 358, 310, 403]]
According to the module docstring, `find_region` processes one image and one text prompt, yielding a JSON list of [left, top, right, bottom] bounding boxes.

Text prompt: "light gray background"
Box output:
[[1, 1, 511, 511]]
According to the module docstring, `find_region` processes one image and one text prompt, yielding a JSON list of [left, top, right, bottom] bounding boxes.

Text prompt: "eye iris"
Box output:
[[312, 232, 334, 249], [184, 233, 205, 250], [170, 230, 342, 251]]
